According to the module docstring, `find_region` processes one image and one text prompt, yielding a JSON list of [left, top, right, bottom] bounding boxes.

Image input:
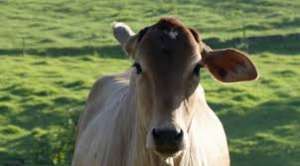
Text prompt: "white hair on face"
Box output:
[[169, 30, 178, 39], [163, 28, 178, 40]]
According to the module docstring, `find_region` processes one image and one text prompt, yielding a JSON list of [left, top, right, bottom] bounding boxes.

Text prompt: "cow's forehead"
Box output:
[[138, 18, 199, 70]]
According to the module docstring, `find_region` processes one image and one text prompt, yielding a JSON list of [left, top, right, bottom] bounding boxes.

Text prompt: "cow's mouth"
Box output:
[[154, 145, 183, 158]]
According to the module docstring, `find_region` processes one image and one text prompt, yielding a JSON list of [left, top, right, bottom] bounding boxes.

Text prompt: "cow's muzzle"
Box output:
[[151, 128, 184, 156]]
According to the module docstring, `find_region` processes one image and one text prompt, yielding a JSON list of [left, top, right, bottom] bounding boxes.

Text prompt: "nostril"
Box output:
[[175, 129, 183, 141], [152, 128, 159, 139]]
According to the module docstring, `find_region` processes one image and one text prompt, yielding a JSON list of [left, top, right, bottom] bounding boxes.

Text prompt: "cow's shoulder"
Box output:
[[87, 71, 130, 105], [76, 72, 130, 139], [87, 75, 116, 102]]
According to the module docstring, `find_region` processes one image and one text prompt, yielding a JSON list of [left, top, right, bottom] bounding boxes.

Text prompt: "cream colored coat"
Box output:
[[72, 71, 230, 166]]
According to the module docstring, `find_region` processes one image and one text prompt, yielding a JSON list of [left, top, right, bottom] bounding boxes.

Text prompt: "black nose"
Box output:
[[152, 128, 183, 147]]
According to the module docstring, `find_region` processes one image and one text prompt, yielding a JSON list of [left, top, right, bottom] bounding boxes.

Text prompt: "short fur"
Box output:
[[72, 17, 258, 166]]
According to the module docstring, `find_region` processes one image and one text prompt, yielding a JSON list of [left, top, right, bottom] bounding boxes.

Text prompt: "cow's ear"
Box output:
[[113, 22, 136, 57], [124, 35, 138, 57], [124, 27, 149, 57], [113, 23, 150, 58], [202, 49, 258, 82]]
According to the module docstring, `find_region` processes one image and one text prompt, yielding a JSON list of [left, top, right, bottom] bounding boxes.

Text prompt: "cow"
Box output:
[[72, 17, 258, 166]]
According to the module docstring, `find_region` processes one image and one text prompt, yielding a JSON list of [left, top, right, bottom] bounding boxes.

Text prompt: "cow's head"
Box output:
[[113, 18, 258, 158]]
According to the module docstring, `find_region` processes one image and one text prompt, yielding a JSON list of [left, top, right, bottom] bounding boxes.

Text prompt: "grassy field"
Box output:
[[0, 0, 300, 165]]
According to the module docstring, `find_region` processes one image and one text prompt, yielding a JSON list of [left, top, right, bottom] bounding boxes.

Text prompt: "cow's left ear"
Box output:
[[202, 49, 258, 82]]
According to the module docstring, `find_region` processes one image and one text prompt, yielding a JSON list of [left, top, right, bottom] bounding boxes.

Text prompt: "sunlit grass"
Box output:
[[0, 0, 300, 165]]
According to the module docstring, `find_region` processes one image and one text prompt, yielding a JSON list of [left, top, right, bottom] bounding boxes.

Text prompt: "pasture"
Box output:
[[0, 0, 299, 165]]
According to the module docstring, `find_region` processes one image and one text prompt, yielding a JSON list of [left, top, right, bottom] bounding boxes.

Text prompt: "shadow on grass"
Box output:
[[204, 33, 300, 55], [229, 18, 300, 32], [0, 45, 126, 58], [6, 95, 84, 130], [0, 118, 77, 166], [1, 33, 299, 57], [221, 97, 300, 139], [216, 97, 300, 166], [1, 104, 81, 165], [0, 85, 83, 164]]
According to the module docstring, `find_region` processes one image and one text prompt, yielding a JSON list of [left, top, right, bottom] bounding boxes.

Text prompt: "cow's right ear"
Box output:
[[124, 27, 149, 57], [113, 22, 136, 57], [124, 35, 138, 57]]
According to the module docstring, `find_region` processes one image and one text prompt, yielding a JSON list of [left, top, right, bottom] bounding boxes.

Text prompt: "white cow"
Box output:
[[72, 17, 258, 166]]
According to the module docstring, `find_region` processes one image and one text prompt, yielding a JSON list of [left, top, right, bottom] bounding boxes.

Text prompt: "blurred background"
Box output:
[[0, 0, 299, 165]]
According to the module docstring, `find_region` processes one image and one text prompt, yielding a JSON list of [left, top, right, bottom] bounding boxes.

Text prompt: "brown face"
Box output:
[[119, 17, 258, 157], [131, 18, 203, 157]]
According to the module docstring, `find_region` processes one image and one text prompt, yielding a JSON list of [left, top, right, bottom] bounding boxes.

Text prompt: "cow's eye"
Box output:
[[193, 63, 202, 76], [133, 62, 142, 74]]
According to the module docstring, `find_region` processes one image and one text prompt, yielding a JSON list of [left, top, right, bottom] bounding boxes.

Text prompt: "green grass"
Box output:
[[0, 0, 299, 165]]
